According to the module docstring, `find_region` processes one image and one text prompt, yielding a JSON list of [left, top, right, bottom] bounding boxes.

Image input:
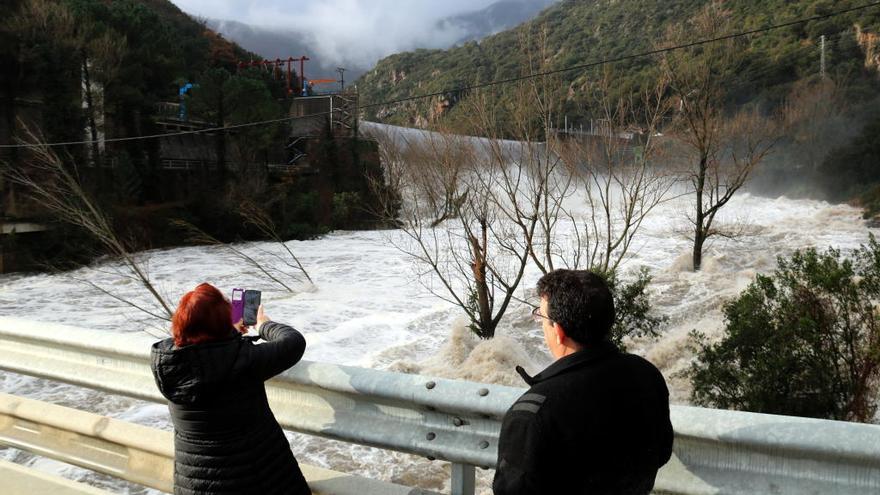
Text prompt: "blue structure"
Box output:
[[178, 83, 195, 121]]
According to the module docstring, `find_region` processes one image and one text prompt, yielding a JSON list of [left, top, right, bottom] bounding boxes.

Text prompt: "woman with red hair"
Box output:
[[150, 283, 309, 495]]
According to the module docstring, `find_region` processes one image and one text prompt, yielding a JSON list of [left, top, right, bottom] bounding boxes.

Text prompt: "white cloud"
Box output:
[[171, 0, 499, 67]]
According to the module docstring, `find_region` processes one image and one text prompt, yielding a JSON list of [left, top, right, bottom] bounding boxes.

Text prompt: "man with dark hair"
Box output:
[[493, 270, 673, 494]]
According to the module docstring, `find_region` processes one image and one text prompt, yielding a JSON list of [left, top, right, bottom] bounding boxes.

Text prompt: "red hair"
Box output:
[[172, 283, 242, 347]]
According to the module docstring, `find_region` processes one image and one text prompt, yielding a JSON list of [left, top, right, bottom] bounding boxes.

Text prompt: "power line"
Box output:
[[0, 112, 322, 149], [358, 1, 880, 110], [2, 0, 878, 150]]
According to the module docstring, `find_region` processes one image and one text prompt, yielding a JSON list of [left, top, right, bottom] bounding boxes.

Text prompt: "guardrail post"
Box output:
[[451, 463, 475, 495]]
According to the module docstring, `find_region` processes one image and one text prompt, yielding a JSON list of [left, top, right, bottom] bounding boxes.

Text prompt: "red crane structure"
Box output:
[[236, 56, 311, 96]]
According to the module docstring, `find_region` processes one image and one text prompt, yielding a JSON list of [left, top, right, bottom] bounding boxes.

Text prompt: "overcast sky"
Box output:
[[170, 0, 501, 67]]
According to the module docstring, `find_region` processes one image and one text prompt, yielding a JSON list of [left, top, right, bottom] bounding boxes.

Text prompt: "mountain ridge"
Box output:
[[202, 0, 560, 83], [356, 0, 880, 127]]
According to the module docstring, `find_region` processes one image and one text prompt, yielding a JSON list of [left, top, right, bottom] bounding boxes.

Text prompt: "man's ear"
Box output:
[[552, 322, 566, 346]]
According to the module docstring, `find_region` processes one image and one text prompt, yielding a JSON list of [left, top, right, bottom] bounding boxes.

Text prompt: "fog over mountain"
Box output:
[[190, 0, 559, 82], [439, 0, 559, 45]]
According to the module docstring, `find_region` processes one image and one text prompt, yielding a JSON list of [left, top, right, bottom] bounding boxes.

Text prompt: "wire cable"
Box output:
[[0, 111, 325, 149], [358, 1, 880, 109], [2, 0, 878, 149]]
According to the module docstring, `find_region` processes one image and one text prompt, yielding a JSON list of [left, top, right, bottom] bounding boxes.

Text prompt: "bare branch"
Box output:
[[170, 219, 295, 292], [238, 200, 313, 284], [2, 121, 173, 319]]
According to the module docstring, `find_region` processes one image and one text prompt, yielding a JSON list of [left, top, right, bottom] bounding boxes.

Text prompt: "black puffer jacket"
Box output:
[[151, 322, 310, 495]]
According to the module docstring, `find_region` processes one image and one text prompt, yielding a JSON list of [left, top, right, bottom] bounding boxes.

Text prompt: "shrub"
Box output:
[[689, 238, 880, 422], [331, 191, 361, 229], [605, 268, 667, 351]]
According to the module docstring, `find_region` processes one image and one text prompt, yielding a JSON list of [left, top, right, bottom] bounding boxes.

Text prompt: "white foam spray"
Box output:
[[0, 178, 875, 492]]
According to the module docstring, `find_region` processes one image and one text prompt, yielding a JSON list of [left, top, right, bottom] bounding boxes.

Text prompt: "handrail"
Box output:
[[1, 317, 880, 494]]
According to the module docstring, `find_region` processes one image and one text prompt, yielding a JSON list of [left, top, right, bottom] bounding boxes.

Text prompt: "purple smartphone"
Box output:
[[231, 288, 261, 326], [231, 288, 245, 324]]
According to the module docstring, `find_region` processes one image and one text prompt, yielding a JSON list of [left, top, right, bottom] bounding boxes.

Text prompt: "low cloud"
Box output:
[[171, 0, 499, 67]]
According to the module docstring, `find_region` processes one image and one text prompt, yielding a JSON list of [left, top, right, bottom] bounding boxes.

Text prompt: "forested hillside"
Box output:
[[2, 0, 255, 145], [359, 0, 880, 123], [0, 0, 388, 271], [356, 0, 880, 209]]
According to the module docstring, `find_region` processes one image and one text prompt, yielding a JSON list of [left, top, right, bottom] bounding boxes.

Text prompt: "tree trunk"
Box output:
[[81, 52, 100, 167], [693, 156, 707, 271], [470, 231, 493, 339], [693, 226, 705, 271], [216, 95, 226, 177]]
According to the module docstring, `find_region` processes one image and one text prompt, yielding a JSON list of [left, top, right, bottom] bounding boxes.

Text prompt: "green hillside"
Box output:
[[1, 0, 390, 270], [2, 0, 261, 142], [357, 0, 880, 126]]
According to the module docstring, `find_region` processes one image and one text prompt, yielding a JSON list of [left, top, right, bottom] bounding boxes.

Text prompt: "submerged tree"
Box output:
[[370, 29, 668, 343], [544, 70, 673, 349], [373, 126, 532, 339], [661, 2, 777, 271], [556, 70, 674, 274], [365, 24, 674, 341]]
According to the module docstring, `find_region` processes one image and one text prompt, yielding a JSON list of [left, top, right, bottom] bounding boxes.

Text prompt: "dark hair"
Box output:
[[536, 270, 615, 345], [172, 283, 241, 347]]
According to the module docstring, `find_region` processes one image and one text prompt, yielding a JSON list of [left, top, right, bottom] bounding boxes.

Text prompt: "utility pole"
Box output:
[[337, 67, 346, 92], [820, 34, 826, 79]]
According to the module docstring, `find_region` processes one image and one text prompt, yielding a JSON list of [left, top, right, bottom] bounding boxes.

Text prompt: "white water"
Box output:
[[0, 185, 874, 492]]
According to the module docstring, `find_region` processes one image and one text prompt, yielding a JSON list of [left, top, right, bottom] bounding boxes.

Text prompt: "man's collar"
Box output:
[[516, 340, 620, 386]]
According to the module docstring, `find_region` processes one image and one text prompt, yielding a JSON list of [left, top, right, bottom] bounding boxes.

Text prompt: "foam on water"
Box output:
[[0, 186, 875, 491]]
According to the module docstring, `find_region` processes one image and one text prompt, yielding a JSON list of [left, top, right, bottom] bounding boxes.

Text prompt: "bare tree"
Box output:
[[2, 124, 173, 320], [781, 77, 849, 173], [387, 126, 471, 227], [661, 1, 778, 271], [554, 71, 675, 275], [372, 125, 531, 339], [465, 27, 571, 278], [364, 126, 405, 223], [370, 28, 566, 339]]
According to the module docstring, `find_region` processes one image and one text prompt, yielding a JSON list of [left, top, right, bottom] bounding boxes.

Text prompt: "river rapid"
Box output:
[[0, 131, 875, 493]]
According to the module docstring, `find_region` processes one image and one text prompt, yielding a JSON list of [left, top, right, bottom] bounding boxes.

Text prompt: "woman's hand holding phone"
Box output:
[[233, 319, 246, 334], [256, 304, 270, 332]]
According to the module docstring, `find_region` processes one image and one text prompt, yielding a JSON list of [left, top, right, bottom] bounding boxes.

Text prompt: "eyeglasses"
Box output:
[[531, 306, 552, 323]]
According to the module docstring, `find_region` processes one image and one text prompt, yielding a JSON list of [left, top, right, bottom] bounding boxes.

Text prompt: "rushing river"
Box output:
[[0, 129, 875, 493]]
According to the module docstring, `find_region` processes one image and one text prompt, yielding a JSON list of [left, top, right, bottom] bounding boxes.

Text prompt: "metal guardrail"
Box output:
[[0, 459, 111, 495], [0, 317, 879, 494], [160, 158, 215, 170], [0, 318, 517, 494], [0, 392, 173, 492], [0, 393, 439, 495], [0, 222, 50, 234]]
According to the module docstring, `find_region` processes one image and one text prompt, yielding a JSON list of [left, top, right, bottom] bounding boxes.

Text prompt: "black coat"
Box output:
[[151, 322, 310, 495], [493, 340, 673, 494]]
